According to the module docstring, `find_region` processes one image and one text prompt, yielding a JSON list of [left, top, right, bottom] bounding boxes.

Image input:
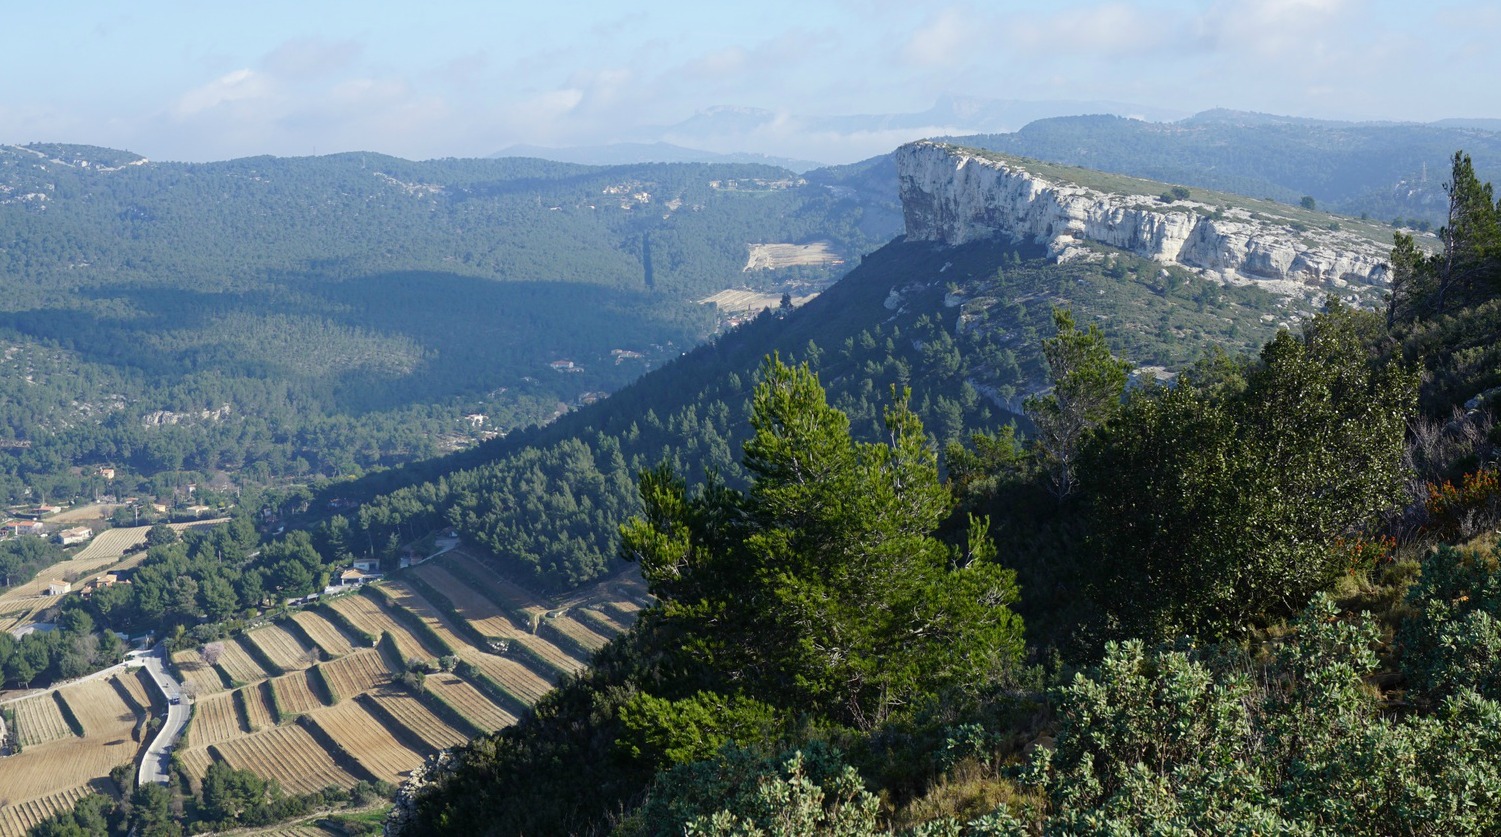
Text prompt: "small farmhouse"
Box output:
[[46, 579, 71, 596], [59, 526, 93, 546]]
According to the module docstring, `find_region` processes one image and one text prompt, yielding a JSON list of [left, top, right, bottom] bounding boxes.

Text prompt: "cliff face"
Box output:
[[896, 141, 1390, 297]]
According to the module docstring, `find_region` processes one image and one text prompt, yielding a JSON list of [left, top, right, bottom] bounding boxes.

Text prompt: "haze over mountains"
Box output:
[[493, 102, 1501, 227]]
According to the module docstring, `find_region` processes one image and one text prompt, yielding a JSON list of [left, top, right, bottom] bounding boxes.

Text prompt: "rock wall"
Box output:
[[896, 141, 1389, 295]]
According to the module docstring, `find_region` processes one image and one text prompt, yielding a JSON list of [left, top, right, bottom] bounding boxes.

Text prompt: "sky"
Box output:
[[1, 0, 1497, 164]]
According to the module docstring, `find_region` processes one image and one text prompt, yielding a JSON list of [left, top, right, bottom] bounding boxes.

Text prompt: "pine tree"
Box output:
[[621, 356, 1023, 729]]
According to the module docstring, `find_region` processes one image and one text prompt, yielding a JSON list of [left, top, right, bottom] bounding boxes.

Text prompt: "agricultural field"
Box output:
[[246, 623, 319, 671], [0, 674, 150, 835], [364, 688, 469, 750], [203, 724, 359, 796], [539, 612, 612, 656], [423, 673, 516, 733], [243, 684, 276, 732], [215, 638, 271, 686], [574, 604, 633, 635], [326, 595, 434, 662], [171, 648, 227, 696], [440, 552, 546, 623], [189, 690, 246, 747], [270, 671, 326, 718], [290, 611, 356, 658], [304, 701, 425, 785], [0, 533, 650, 834], [315, 649, 390, 703], [56, 679, 139, 737], [411, 562, 589, 676], [114, 668, 157, 716], [10, 693, 72, 747], [411, 562, 523, 636], [0, 783, 99, 837], [742, 240, 841, 271]]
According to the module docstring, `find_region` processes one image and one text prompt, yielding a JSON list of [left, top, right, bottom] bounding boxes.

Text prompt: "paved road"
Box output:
[[135, 646, 190, 786]]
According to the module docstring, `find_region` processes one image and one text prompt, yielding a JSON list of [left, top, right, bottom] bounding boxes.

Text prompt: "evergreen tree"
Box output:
[[1024, 309, 1131, 499], [622, 356, 1023, 729], [1080, 303, 1417, 639]]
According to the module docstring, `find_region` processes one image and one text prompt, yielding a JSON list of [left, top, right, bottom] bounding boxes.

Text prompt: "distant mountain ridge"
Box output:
[[490, 141, 824, 172], [951, 111, 1501, 225]]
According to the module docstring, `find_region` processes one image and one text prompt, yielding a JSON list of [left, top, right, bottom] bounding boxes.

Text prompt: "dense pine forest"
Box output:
[[0, 144, 898, 506]]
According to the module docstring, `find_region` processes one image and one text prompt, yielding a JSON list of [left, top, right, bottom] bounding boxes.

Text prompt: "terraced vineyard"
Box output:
[[10, 693, 73, 747], [242, 684, 276, 732], [326, 594, 437, 662], [246, 623, 320, 671], [0, 784, 98, 837], [0, 672, 154, 837], [160, 554, 645, 806], [270, 671, 326, 718], [364, 688, 469, 750], [173, 648, 228, 696], [410, 562, 591, 675], [423, 673, 516, 732], [317, 649, 390, 701], [291, 611, 356, 658], [304, 700, 425, 785], [203, 638, 267, 686], [190, 690, 247, 747], [206, 724, 360, 796]]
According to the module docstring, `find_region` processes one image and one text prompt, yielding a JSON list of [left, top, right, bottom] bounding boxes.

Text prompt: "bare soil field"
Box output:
[[742, 241, 840, 271], [56, 678, 137, 737]]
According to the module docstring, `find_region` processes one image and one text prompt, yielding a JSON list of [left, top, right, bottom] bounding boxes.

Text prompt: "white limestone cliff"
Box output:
[[896, 141, 1390, 297]]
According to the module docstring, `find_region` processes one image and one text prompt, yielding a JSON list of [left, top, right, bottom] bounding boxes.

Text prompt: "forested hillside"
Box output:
[[0, 144, 896, 504], [331, 232, 1291, 591], [385, 152, 1501, 835]]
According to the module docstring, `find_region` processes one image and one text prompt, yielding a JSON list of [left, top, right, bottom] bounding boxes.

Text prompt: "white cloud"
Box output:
[[172, 69, 273, 116]]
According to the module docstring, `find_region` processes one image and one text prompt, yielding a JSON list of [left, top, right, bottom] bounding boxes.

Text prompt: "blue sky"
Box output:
[[2, 0, 1496, 163]]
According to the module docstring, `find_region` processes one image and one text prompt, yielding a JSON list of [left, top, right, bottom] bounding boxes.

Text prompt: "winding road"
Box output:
[[133, 646, 190, 786]]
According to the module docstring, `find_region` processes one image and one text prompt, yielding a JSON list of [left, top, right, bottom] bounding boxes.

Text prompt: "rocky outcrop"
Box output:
[[896, 141, 1390, 296]]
